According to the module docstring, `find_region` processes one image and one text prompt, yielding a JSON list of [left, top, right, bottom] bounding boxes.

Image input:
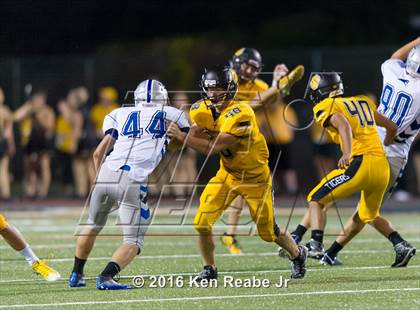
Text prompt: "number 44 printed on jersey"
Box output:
[[122, 111, 166, 139]]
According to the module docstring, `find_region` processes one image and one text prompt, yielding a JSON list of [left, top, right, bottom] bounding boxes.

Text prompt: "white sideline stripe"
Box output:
[[2, 264, 419, 284], [0, 249, 406, 264], [1, 238, 419, 250], [1, 288, 419, 308], [14, 224, 420, 232]]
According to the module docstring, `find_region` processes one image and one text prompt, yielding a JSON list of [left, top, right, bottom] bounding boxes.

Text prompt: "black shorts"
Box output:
[[268, 143, 292, 172], [25, 135, 55, 155], [0, 137, 8, 157]]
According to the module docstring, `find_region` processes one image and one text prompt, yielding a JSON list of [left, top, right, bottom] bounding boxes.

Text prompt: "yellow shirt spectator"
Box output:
[[90, 87, 119, 135]]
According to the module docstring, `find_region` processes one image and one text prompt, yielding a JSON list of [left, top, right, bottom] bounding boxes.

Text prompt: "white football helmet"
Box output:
[[134, 79, 169, 106], [406, 45, 420, 78]]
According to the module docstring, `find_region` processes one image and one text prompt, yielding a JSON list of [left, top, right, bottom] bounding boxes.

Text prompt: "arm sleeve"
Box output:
[[313, 99, 340, 128], [102, 110, 119, 139], [381, 59, 405, 77], [165, 107, 190, 130], [220, 106, 254, 137]]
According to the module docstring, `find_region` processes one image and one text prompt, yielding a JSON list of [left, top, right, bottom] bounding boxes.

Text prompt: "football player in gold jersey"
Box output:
[[0, 212, 60, 281], [168, 67, 307, 281], [221, 47, 304, 254], [301, 72, 398, 265]]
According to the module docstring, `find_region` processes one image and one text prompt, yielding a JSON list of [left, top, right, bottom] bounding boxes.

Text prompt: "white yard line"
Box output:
[[1, 237, 418, 249], [0, 249, 406, 264], [1, 264, 419, 283], [1, 287, 419, 308]]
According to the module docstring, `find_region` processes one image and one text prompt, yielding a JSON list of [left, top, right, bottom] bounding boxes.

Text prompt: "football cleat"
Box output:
[[194, 265, 218, 283], [221, 233, 242, 255], [290, 245, 308, 279], [68, 272, 86, 287], [391, 241, 416, 268], [96, 276, 130, 290], [278, 65, 305, 96], [32, 260, 61, 282], [306, 239, 325, 259], [320, 253, 343, 266]]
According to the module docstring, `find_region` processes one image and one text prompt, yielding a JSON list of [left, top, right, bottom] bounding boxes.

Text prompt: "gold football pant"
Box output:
[[194, 167, 278, 242], [307, 155, 390, 223]]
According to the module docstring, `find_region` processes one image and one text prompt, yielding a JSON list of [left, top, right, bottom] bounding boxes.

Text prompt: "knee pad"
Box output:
[[0, 213, 8, 231]]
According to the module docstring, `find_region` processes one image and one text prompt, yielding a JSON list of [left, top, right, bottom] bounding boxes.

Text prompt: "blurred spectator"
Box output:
[[90, 86, 119, 138], [73, 87, 96, 198], [256, 96, 299, 195], [0, 87, 16, 200], [14, 91, 55, 199], [56, 88, 92, 198]]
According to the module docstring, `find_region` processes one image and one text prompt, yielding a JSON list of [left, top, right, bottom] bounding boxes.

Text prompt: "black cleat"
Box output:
[[306, 239, 325, 259], [290, 245, 308, 279], [195, 265, 218, 283], [320, 253, 343, 266], [392, 241, 416, 267]]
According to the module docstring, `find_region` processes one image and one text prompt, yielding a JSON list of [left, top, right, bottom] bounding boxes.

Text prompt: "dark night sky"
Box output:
[[0, 0, 419, 55]]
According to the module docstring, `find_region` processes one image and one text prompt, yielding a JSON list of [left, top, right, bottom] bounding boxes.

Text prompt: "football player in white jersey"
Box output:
[[285, 38, 419, 267], [69, 79, 189, 290]]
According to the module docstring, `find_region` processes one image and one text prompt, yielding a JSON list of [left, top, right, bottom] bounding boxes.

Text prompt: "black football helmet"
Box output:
[[305, 72, 344, 104], [230, 47, 263, 82], [199, 66, 238, 106]]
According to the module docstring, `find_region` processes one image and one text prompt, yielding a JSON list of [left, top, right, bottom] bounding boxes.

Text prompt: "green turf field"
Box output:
[[0, 209, 419, 309]]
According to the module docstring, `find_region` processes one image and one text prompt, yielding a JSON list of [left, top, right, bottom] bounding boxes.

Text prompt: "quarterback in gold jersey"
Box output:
[[302, 72, 397, 265], [221, 47, 305, 254], [167, 67, 307, 281]]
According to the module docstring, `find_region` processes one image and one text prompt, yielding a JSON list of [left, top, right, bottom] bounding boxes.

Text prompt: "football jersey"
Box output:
[[313, 95, 385, 157], [237, 77, 292, 143], [236, 78, 269, 102], [102, 104, 189, 181], [190, 99, 269, 179], [377, 59, 420, 158]]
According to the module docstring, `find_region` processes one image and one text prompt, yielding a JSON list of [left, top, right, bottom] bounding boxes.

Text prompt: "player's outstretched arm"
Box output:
[[329, 113, 353, 169], [391, 37, 420, 61], [93, 134, 116, 172], [167, 122, 236, 155], [250, 64, 305, 111], [374, 111, 398, 146]]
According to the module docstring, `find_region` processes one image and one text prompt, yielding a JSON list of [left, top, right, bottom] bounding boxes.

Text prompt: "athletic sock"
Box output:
[[20, 245, 39, 266], [326, 241, 343, 258], [388, 231, 404, 246], [100, 261, 121, 278], [72, 256, 87, 275], [292, 224, 307, 243], [311, 230, 324, 244]]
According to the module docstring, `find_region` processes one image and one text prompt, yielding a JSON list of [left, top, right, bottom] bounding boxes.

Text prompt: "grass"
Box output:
[[0, 209, 419, 309]]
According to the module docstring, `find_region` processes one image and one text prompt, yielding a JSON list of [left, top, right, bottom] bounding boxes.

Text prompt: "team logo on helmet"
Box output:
[[234, 48, 245, 57], [310, 74, 321, 90]]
